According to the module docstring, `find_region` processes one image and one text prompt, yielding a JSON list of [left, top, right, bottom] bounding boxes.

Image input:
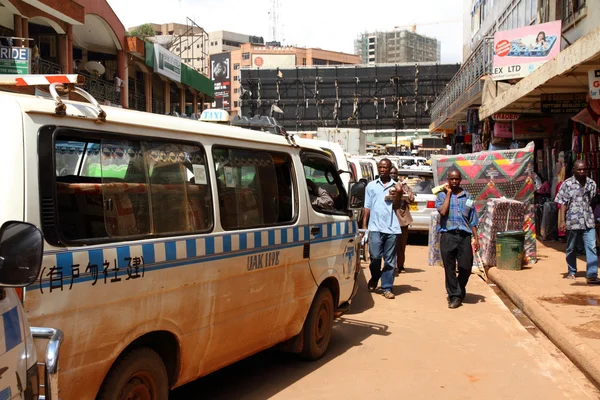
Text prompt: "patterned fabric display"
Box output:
[[428, 211, 442, 266], [479, 199, 527, 266], [431, 142, 537, 264]]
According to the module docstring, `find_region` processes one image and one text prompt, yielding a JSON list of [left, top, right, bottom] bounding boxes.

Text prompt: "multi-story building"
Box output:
[[208, 31, 264, 55], [354, 30, 441, 64], [214, 43, 360, 116]]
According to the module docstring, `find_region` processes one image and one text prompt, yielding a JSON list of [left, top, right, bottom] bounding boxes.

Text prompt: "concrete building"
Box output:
[[0, 5, 213, 115], [430, 0, 599, 132], [354, 30, 441, 64], [208, 31, 264, 55], [214, 43, 360, 116]]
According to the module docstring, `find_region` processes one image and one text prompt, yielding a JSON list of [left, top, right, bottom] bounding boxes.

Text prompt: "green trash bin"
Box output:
[[496, 230, 526, 270]]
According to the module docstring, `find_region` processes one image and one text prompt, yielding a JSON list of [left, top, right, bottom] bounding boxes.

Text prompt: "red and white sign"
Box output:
[[492, 21, 562, 81], [589, 69, 600, 100]]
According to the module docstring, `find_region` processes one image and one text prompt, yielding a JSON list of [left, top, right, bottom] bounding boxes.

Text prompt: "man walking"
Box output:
[[436, 169, 479, 309], [391, 170, 415, 275], [555, 159, 600, 284], [362, 159, 402, 299]]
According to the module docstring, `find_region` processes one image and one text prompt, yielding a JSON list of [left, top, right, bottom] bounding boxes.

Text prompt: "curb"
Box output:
[[487, 267, 600, 389]]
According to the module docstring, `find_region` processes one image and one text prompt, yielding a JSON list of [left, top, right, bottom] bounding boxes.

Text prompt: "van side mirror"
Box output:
[[348, 179, 367, 210], [0, 221, 44, 287]]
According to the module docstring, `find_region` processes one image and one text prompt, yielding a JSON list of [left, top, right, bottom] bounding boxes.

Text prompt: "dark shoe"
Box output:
[[586, 277, 600, 285], [448, 298, 462, 309], [367, 278, 378, 292]]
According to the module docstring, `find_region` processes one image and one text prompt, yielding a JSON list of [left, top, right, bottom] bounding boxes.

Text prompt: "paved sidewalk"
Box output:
[[488, 239, 600, 388]]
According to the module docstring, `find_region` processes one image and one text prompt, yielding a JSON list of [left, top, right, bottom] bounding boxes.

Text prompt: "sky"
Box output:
[[106, 0, 465, 63]]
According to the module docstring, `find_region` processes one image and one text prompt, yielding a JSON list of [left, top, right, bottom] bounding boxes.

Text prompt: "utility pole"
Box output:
[[269, 0, 281, 43]]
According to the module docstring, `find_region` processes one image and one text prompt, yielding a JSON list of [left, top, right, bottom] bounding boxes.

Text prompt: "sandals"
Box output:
[[382, 291, 395, 299]]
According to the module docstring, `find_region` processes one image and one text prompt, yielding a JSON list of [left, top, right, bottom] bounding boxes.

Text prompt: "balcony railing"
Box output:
[[33, 59, 62, 75], [430, 40, 494, 122], [128, 91, 147, 112], [82, 74, 121, 105]]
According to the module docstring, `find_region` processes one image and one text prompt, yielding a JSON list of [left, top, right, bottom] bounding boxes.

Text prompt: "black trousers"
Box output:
[[440, 231, 473, 300]]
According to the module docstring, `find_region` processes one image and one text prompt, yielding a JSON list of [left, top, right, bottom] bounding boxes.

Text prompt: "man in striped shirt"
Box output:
[[435, 168, 479, 309]]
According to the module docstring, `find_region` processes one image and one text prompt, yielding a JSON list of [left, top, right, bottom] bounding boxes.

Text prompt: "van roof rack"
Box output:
[[230, 115, 298, 147], [0, 74, 106, 122]]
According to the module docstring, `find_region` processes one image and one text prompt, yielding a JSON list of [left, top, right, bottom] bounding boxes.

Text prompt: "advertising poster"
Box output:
[[211, 52, 231, 110], [252, 54, 296, 68], [0, 45, 30, 74], [492, 20, 561, 81]]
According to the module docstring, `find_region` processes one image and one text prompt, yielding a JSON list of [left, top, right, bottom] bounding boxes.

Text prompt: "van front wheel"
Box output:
[[98, 347, 169, 400], [301, 287, 334, 360]]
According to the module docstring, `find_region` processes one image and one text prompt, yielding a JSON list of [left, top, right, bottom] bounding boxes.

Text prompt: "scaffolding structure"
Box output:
[[240, 63, 459, 131], [170, 17, 209, 76]]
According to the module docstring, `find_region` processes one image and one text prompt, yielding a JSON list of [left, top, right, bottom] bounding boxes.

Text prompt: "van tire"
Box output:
[[97, 347, 169, 400], [300, 287, 334, 360]]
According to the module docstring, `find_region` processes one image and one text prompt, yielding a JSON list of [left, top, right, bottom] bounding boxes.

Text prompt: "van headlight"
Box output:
[[24, 364, 39, 400]]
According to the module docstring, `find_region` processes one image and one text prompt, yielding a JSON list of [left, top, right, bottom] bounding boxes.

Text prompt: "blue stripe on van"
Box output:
[[186, 239, 196, 258], [281, 229, 288, 244], [142, 244, 155, 264], [239, 233, 247, 250], [116, 246, 130, 269], [88, 249, 104, 269], [254, 231, 262, 248], [0, 387, 11, 400], [293, 227, 299, 242], [165, 242, 177, 261], [327, 223, 333, 237], [205, 237, 215, 255], [223, 235, 231, 252], [56, 252, 73, 276], [268, 230, 275, 246], [3, 306, 21, 352]]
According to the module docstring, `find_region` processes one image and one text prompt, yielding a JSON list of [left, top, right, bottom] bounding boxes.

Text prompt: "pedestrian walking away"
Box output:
[[555, 159, 600, 284], [362, 159, 402, 299], [436, 169, 480, 309], [391, 168, 415, 275]]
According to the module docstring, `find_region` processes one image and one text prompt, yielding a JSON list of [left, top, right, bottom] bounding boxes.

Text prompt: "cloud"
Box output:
[[107, 0, 464, 63]]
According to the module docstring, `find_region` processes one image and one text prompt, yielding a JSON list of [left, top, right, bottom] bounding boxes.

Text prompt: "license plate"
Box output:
[[410, 203, 418, 211]]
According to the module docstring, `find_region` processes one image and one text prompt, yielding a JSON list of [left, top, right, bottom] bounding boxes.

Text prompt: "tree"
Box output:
[[128, 24, 156, 40]]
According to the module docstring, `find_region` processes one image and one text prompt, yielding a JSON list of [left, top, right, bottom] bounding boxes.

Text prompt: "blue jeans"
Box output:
[[566, 228, 598, 279], [369, 231, 398, 291]]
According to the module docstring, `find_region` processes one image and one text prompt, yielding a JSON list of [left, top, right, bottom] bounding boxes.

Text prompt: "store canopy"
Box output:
[[479, 26, 600, 120]]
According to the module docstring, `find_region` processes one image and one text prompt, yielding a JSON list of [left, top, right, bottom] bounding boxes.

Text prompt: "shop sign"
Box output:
[[0, 45, 30, 74], [492, 20, 562, 81], [493, 121, 513, 138], [589, 69, 600, 100], [513, 117, 554, 138], [153, 44, 181, 82], [540, 93, 587, 114], [492, 113, 519, 121]]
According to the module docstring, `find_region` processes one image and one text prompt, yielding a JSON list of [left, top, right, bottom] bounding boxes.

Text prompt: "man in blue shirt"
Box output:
[[362, 159, 402, 299], [436, 168, 480, 309]]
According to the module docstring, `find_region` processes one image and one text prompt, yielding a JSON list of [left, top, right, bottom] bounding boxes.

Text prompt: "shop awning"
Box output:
[[479, 26, 600, 120]]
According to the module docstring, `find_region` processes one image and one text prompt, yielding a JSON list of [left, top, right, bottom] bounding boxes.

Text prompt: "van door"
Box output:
[[301, 151, 358, 304]]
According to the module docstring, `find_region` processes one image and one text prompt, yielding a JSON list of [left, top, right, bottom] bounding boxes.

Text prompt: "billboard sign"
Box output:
[[0, 46, 30, 74], [211, 52, 231, 110], [252, 54, 296, 68], [153, 44, 181, 82], [492, 20, 561, 81]]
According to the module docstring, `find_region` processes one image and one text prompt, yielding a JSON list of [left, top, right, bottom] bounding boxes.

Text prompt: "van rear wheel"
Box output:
[[301, 287, 334, 360], [98, 347, 169, 400]]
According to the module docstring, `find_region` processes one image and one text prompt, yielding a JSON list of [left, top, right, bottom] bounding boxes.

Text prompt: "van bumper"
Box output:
[[31, 327, 64, 400]]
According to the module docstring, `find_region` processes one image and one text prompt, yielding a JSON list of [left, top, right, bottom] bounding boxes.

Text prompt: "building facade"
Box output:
[[354, 30, 441, 64], [208, 31, 264, 55], [213, 43, 360, 116]]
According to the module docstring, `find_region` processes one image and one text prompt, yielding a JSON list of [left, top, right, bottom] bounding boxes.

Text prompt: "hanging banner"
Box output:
[[492, 20, 562, 81], [153, 44, 181, 82], [210, 52, 231, 110], [0, 45, 30, 74], [590, 69, 600, 100]]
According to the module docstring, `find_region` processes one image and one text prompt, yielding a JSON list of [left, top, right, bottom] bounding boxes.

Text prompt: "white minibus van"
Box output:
[[0, 78, 364, 400]]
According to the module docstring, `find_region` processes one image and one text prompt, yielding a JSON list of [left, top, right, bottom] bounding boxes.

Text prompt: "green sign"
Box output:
[[0, 45, 30, 74]]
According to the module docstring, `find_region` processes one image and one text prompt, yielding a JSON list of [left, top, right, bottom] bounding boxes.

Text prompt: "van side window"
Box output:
[[51, 130, 213, 244], [302, 152, 346, 213], [213, 147, 296, 230], [360, 162, 374, 181]]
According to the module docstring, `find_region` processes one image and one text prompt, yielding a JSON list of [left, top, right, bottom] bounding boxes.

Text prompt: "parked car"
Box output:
[[397, 169, 436, 232], [348, 156, 378, 183]]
